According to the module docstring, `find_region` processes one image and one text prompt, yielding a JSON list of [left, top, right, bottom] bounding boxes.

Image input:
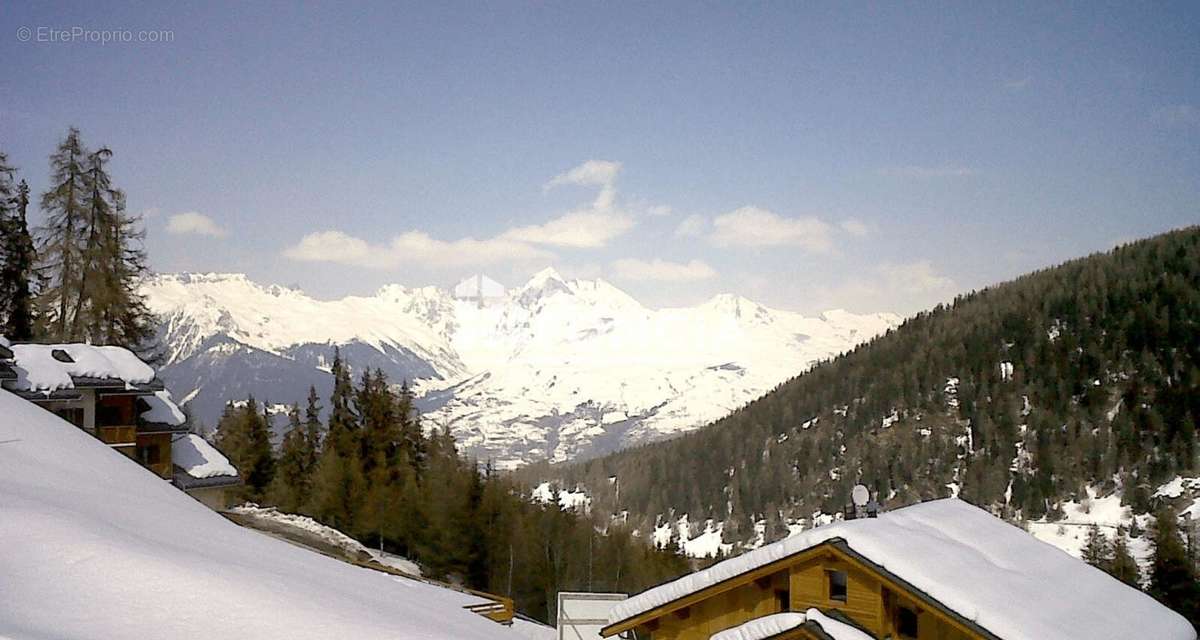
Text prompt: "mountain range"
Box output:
[[143, 269, 899, 467]]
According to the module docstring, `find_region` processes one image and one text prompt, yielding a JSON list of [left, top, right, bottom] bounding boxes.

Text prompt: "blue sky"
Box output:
[[2, 2, 1197, 315]]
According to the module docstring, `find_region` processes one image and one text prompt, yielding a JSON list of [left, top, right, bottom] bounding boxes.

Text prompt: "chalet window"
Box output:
[[896, 606, 919, 638], [827, 569, 847, 602], [54, 407, 85, 427], [139, 444, 162, 465], [774, 588, 790, 612], [97, 405, 124, 427]]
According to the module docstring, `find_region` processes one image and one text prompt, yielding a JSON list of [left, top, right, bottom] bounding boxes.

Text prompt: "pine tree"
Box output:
[[37, 128, 89, 340], [35, 130, 153, 348], [1109, 526, 1142, 587], [1, 180, 37, 340], [1082, 524, 1112, 569], [215, 397, 275, 502], [268, 406, 312, 513], [325, 348, 358, 457], [1149, 510, 1200, 624], [0, 153, 36, 339]]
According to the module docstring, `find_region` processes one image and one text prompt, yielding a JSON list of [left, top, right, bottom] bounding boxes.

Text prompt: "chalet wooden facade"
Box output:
[[602, 499, 1197, 640], [0, 342, 240, 508], [604, 539, 980, 640]]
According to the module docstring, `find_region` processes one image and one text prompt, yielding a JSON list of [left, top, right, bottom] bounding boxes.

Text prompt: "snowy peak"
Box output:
[[142, 271, 902, 467]]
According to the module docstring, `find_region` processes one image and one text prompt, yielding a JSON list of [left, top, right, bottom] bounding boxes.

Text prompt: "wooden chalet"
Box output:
[[0, 341, 240, 508], [602, 498, 1196, 640]]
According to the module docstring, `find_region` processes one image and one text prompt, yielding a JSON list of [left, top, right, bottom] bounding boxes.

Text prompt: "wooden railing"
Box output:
[[464, 595, 515, 624]]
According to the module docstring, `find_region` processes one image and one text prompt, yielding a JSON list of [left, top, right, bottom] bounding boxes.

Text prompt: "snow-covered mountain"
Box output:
[[143, 270, 900, 467]]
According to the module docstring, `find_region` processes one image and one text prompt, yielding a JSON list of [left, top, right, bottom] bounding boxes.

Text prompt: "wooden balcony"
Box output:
[[97, 425, 137, 446]]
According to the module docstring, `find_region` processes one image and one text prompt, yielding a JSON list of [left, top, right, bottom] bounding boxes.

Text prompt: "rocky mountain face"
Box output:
[[143, 270, 899, 467]]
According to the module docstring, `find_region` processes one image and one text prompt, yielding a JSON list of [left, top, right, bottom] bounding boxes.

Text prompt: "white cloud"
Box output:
[[545, 160, 622, 190], [840, 218, 873, 237], [878, 166, 975, 179], [708, 206, 833, 253], [674, 214, 708, 238], [501, 209, 635, 249], [283, 230, 550, 269], [814, 260, 957, 314], [284, 159, 638, 270], [166, 212, 227, 238], [612, 258, 716, 282], [876, 260, 955, 294], [646, 204, 673, 217]]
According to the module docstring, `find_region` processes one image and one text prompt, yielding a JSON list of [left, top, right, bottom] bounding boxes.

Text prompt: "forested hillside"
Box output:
[[529, 227, 1200, 549]]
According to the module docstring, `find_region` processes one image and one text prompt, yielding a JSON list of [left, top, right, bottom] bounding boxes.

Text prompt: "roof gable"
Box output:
[[608, 498, 1196, 640]]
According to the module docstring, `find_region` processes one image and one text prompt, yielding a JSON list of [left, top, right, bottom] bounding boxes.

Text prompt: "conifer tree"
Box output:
[[215, 397, 275, 502], [37, 128, 89, 340], [36, 130, 153, 348], [1, 180, 37, 340], [325, 348, 358, 457], [1109, 526, 1142, 587], [1149, 510, 1200, 624], [1082, 524, 1112, 569], [0, 153, 37, 339], [268, 406, 312, 513]]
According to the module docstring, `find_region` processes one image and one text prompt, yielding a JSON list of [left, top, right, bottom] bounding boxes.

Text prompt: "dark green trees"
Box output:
[[35, 128, 153, 349], [0, 150, 37, 340]]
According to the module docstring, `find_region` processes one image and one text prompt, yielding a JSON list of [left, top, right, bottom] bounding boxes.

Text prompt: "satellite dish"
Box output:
[[851, 484, 870, 507]]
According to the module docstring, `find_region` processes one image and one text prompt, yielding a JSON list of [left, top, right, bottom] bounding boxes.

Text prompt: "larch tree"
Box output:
[[37, 128, 89, 340]]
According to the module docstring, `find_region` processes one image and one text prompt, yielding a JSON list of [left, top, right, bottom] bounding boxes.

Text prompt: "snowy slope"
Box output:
[[142, 270, 899, 467], [0, 388, 520, 640]]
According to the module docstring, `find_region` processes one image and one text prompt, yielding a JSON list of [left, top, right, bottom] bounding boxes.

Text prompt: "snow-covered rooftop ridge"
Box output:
[[802, 609, 874, 640], [707, 610, 871, 640], [610, 498, 1196, 640], [172, 433, 237, 478], [142, 390, 187, 426], [709, 612, 806, 640], [0, 388, 510, 639], [7, 343, 156, 392]]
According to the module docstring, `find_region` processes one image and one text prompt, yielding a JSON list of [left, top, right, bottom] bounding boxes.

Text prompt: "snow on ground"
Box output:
[[9, 343, 155, 392], [172, 433, 238, 478], [652, 515, 734, 558], [368, 549, 423, 576], [0, 389, 510, 640], [510, 616, 557, 640], [228, 503, 372, 559], [532, 481, 592, 512], [610, 498, 1195, 640]]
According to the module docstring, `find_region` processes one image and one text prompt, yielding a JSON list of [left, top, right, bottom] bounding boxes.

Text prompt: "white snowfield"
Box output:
[[0, 389, 520, 640], [609, 498, 1196, 640], [143, 270, 899, 467], [9, 342, 155, 392], [143, 389, 187, 425]]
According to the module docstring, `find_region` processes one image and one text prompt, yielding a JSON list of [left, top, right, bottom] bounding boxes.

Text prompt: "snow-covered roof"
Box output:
[[609, 498, 1196, 640], [710, 613, 806, 640], [172, 433, 238, 479], [3, 343, 157, 393], [142, 390, 187, 426], [709, 610, 872, 640], [0, 388, 514, 639]]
